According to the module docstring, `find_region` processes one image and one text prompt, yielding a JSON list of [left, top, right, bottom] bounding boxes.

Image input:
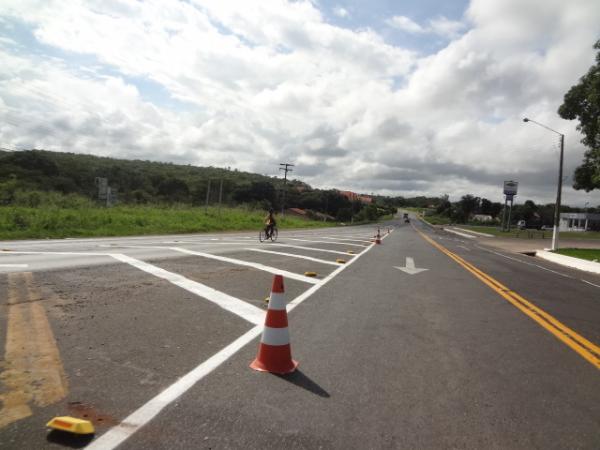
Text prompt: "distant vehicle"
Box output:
[[403, 213, 410, 223], [517, 220, 526, 230]]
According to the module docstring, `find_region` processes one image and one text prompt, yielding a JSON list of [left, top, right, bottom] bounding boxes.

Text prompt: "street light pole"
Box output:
[[523, 118, 565, 251]]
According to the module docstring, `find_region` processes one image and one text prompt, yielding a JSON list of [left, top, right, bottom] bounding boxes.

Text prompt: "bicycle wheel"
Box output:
[[259, 229, 266, 242], [270, 228, 278, 242]]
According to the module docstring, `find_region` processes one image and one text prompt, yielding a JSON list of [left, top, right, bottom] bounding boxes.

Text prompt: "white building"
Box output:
[[559, 212, 600, 232]]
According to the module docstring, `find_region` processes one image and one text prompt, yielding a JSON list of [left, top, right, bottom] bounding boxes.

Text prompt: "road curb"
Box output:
[[535, 250, 600, 274]]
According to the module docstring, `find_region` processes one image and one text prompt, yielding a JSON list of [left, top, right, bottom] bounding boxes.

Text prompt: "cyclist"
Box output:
[[264, 208, 277, 238]]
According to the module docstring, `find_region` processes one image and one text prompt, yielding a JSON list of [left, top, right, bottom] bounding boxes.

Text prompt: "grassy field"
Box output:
[[554, 248, 600, 262], [0, 205, 331, 240]]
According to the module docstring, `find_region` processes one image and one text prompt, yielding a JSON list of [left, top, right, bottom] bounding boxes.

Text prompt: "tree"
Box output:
[[456, 195, 480, 222], [558, 40, 600, 191]]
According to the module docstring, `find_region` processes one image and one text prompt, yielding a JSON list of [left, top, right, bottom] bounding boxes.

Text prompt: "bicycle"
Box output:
[[259, 226, 278, 242]]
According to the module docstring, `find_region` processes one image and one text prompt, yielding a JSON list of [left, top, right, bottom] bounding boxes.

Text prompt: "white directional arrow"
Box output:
[[394, 257, 428, 275]]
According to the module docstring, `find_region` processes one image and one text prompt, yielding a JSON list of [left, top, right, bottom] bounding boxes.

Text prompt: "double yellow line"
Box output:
[[0, 272, 68, 429], [416, 229, 600, 370]]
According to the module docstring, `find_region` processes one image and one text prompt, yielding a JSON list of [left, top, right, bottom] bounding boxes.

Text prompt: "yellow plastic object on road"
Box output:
[[336, 259, 346, 264], [304, 271, 318, 277], [47, 416, 95, 435], [347, 250, 355, 255]]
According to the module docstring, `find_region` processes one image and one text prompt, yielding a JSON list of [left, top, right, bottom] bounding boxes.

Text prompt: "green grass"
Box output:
[[554, 248, 600, 262], [420, 214, 450, 225], [0, 205, 332, 240]]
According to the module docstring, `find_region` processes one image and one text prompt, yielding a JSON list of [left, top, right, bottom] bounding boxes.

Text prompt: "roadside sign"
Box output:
[[95, 177, 108, 200], [503, 180, 518, 196]]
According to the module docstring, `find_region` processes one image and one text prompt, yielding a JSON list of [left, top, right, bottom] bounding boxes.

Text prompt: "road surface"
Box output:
[[0, 219, 599, 449]]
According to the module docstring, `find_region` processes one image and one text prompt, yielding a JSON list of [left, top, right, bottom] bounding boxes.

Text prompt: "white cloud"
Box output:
[[386, 15, 424, 34], [333, 6, 349, 18], [387, 14, 466, 39], [0, 0, 600, 205], [428, 16, 466, 38]]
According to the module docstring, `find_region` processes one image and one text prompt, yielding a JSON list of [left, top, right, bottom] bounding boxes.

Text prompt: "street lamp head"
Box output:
[[523, 118, 529, 122]]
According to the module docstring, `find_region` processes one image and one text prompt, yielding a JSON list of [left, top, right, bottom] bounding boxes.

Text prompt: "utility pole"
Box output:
[[205, 179, 211, 213], [553, 134, 564, 250], [279, 163, 294, 216], [218, 179, 223, 215]]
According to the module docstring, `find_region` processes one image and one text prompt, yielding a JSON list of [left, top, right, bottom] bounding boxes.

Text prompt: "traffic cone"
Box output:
[[250, 275, 298, 374], [375, 227, 381, 244]]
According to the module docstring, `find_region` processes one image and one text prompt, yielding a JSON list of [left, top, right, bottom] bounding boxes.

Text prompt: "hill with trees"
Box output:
[[0, 149, 397, 222]]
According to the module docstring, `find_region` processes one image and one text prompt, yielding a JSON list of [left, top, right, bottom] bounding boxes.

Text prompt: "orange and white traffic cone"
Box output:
[[375, 227, 381, 244], [250, 275, 298, 374]]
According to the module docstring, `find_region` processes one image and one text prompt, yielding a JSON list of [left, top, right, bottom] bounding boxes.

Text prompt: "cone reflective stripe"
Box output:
[[251, 275, 298, 374]]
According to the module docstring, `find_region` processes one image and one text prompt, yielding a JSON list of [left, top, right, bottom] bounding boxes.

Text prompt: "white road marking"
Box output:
[[394, 257, 428, 275], [109, 254, 264, 325], [581, 279, 600, 289], [246, 248, 341, 266], [475, 245, 574, 279], [444, 228, 476, 239], [84, 326, 263, 450], [457, 245, 470, 251], [267, 244, 351, 255], [287, 238, 368, 247], [0, 250, 112, 256], [320, 236, 374, 244], [168, 247, 320, 284], [85, 231, 387, 450], [0, 264, 29, 268]]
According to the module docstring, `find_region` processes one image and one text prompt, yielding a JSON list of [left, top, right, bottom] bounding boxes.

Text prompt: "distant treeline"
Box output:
[[430, 194, 597, 226], [0, 150, 398, 222]]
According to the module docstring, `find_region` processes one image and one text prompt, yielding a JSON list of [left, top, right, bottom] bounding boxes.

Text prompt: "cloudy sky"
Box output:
[[1, 0, 599, 205]]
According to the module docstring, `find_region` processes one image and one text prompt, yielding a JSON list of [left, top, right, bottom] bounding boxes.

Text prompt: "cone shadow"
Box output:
[[46, 430, 95, 448], [275, 369, 330, 398]]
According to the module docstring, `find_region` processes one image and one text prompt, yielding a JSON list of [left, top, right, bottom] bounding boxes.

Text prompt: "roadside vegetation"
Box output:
[[554, 248, 600, 262], [0, 204, 331, 240], [0, 150, 398, 239]]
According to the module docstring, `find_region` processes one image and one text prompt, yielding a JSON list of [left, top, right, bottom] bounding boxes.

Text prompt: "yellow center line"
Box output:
[[414, 227, 600, 370], [0, 272, 68, 429]]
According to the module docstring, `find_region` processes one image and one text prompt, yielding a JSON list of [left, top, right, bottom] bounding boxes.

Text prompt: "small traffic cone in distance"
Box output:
[[251, 275, 298, 374], [375, 228, 381, 244]]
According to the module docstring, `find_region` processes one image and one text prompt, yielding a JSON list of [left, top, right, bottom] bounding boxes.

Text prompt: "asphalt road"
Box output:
[[0, 218, 599, 449]]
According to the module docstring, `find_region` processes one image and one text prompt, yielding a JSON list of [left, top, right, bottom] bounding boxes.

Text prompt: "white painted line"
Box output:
[[581, 279, 600, 289], [475, 246, 574, 279], [84, 326, 263, 450], [443, 228, 476, 239], [452, 227, 495, 237], [168, 247, 319, 284], [268, 244, 351, 255], [287, 238, 368, 247], [0, 264, 29, 268], [109, 254, 264, 325], [86, 231, 386, 450], [457, 245, 471, 252], [321, 236, 373, 244], [246, 248, 340, 266], [0, 250, 112, 256]]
